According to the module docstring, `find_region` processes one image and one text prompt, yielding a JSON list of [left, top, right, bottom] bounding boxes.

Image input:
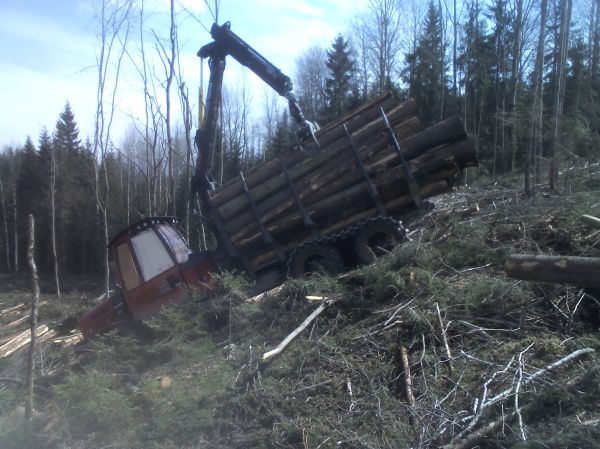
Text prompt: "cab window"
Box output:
[[116, 243, 141, 291], [130, 229, 175, 281], [157, 224, 191, 264]]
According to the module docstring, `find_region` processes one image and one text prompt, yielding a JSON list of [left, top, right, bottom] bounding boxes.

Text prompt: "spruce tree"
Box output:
[[324, 35, 355, 120], [54, 102, 81, 155], [264, 111, 294, 160], [52, 103, 94, 274], [37, 129, 55, 272], [459, 1, 495, 162], [16, 137, 43, 271], [404, 1, 447, 126]]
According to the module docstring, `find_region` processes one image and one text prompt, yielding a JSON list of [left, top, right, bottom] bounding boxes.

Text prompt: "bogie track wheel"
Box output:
[[353, 220, 405, 264], [288, 244, 343, 278]]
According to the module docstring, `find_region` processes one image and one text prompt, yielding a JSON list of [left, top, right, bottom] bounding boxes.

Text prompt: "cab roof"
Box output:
[[108, 216, 180, 247]]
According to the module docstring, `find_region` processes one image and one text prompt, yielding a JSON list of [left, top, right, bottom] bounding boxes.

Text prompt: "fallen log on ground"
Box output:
[[262, 300, 334, 363], [1, 304, 25, 315], [581, 214, 600, 228], [505, 254, 600, 288], [51, 332, 83, 347], [0, 325, 50, 358], [0, 314, 29, 331]]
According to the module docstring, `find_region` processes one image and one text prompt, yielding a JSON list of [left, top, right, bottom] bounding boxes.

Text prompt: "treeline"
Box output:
[[1, 0, 599, 281], [293, 0, 600, 185]]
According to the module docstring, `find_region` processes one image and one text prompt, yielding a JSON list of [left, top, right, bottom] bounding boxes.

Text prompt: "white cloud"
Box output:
[[0, 62, 97, 145], [252, 0, 325, 17]]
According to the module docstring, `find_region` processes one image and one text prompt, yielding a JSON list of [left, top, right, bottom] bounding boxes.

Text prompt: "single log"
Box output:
[[505, 254, 600, 288], [435, 302, 454, 374], [51, 332, 83, 347], [581, 214, 600, 229], [247, 284, 285, 303], [262, 300, 334, 362], [1, 304, 25, 315], [400, 115, 466, 160], [315, 91, 396, 136], [210, 94, 411, 207], [0, 314, 29, 331], [400, 346, 416, 406]]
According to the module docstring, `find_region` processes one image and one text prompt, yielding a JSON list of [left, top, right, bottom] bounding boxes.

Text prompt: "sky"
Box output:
[[0, 0, 367, 149]]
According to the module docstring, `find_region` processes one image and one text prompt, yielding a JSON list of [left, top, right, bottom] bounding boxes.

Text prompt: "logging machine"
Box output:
[[79, 22, 477, 338]]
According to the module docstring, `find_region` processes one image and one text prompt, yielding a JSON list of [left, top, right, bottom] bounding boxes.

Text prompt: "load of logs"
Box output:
[[208, 92, 478, 270]]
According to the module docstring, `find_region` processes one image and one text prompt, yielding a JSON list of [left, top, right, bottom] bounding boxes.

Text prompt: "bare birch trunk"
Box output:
[[549, 0, 572, 191], [25, 214, 39, 421], [510, 0, 523, 173], [94, 0, 131, 297], [165, 0, 176, 215], [13, 183, 18, 272], [525, 0, 547, 195], [50, 144, 61, 299], [453, 0, 457, 96], [179, 83, 193, 241], [592, 0, 600, 79], [0, 181, 10, 272]]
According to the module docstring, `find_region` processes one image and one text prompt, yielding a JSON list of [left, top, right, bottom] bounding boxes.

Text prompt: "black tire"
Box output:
[[353, 220, 404, 264], [288, 244, 343, 278]]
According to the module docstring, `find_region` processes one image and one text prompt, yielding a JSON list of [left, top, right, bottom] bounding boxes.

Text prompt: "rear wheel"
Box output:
[[353, 220, 404, 264], [288, 244, 343, 278]]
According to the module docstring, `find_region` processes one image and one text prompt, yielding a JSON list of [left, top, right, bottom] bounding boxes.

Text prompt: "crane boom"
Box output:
[[192, 22, 318, 263], [198, 22, 314, 139]]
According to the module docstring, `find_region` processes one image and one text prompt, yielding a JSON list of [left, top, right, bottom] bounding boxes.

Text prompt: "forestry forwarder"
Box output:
[[79, 22, 475, 338], [80, 22, 321, 337]]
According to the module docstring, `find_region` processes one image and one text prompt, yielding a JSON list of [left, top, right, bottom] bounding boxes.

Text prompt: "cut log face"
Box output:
[[203, 92, 478, 271]]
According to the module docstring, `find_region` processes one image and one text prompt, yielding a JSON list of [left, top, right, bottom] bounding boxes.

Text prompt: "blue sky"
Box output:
[[0, 0, 366, 148]]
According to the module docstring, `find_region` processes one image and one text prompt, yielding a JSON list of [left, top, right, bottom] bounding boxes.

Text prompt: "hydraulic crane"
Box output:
[[191, 21, 319, 270]]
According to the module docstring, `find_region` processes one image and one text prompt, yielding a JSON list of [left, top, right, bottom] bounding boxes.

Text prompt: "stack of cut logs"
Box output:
[[208, 92, 478, 269]]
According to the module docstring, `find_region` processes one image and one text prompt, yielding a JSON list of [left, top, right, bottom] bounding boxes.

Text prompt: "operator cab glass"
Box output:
[[109, 217, 192, 289], [116, 242, 141, 291], [130, 229, 175, 281], [157, 224, 191, 263]]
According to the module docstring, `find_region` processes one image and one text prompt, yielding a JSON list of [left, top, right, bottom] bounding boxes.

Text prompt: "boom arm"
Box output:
[[199, 22, 315, 142]]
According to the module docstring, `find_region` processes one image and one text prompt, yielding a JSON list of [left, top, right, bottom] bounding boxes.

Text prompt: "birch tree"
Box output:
[[549, 0, 573, 191], [94, 0, 132, 296], [525, 0, 548, 194]]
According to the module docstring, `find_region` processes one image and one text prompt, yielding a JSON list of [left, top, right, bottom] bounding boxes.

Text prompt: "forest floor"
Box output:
[[0, 170, 599, 449]]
